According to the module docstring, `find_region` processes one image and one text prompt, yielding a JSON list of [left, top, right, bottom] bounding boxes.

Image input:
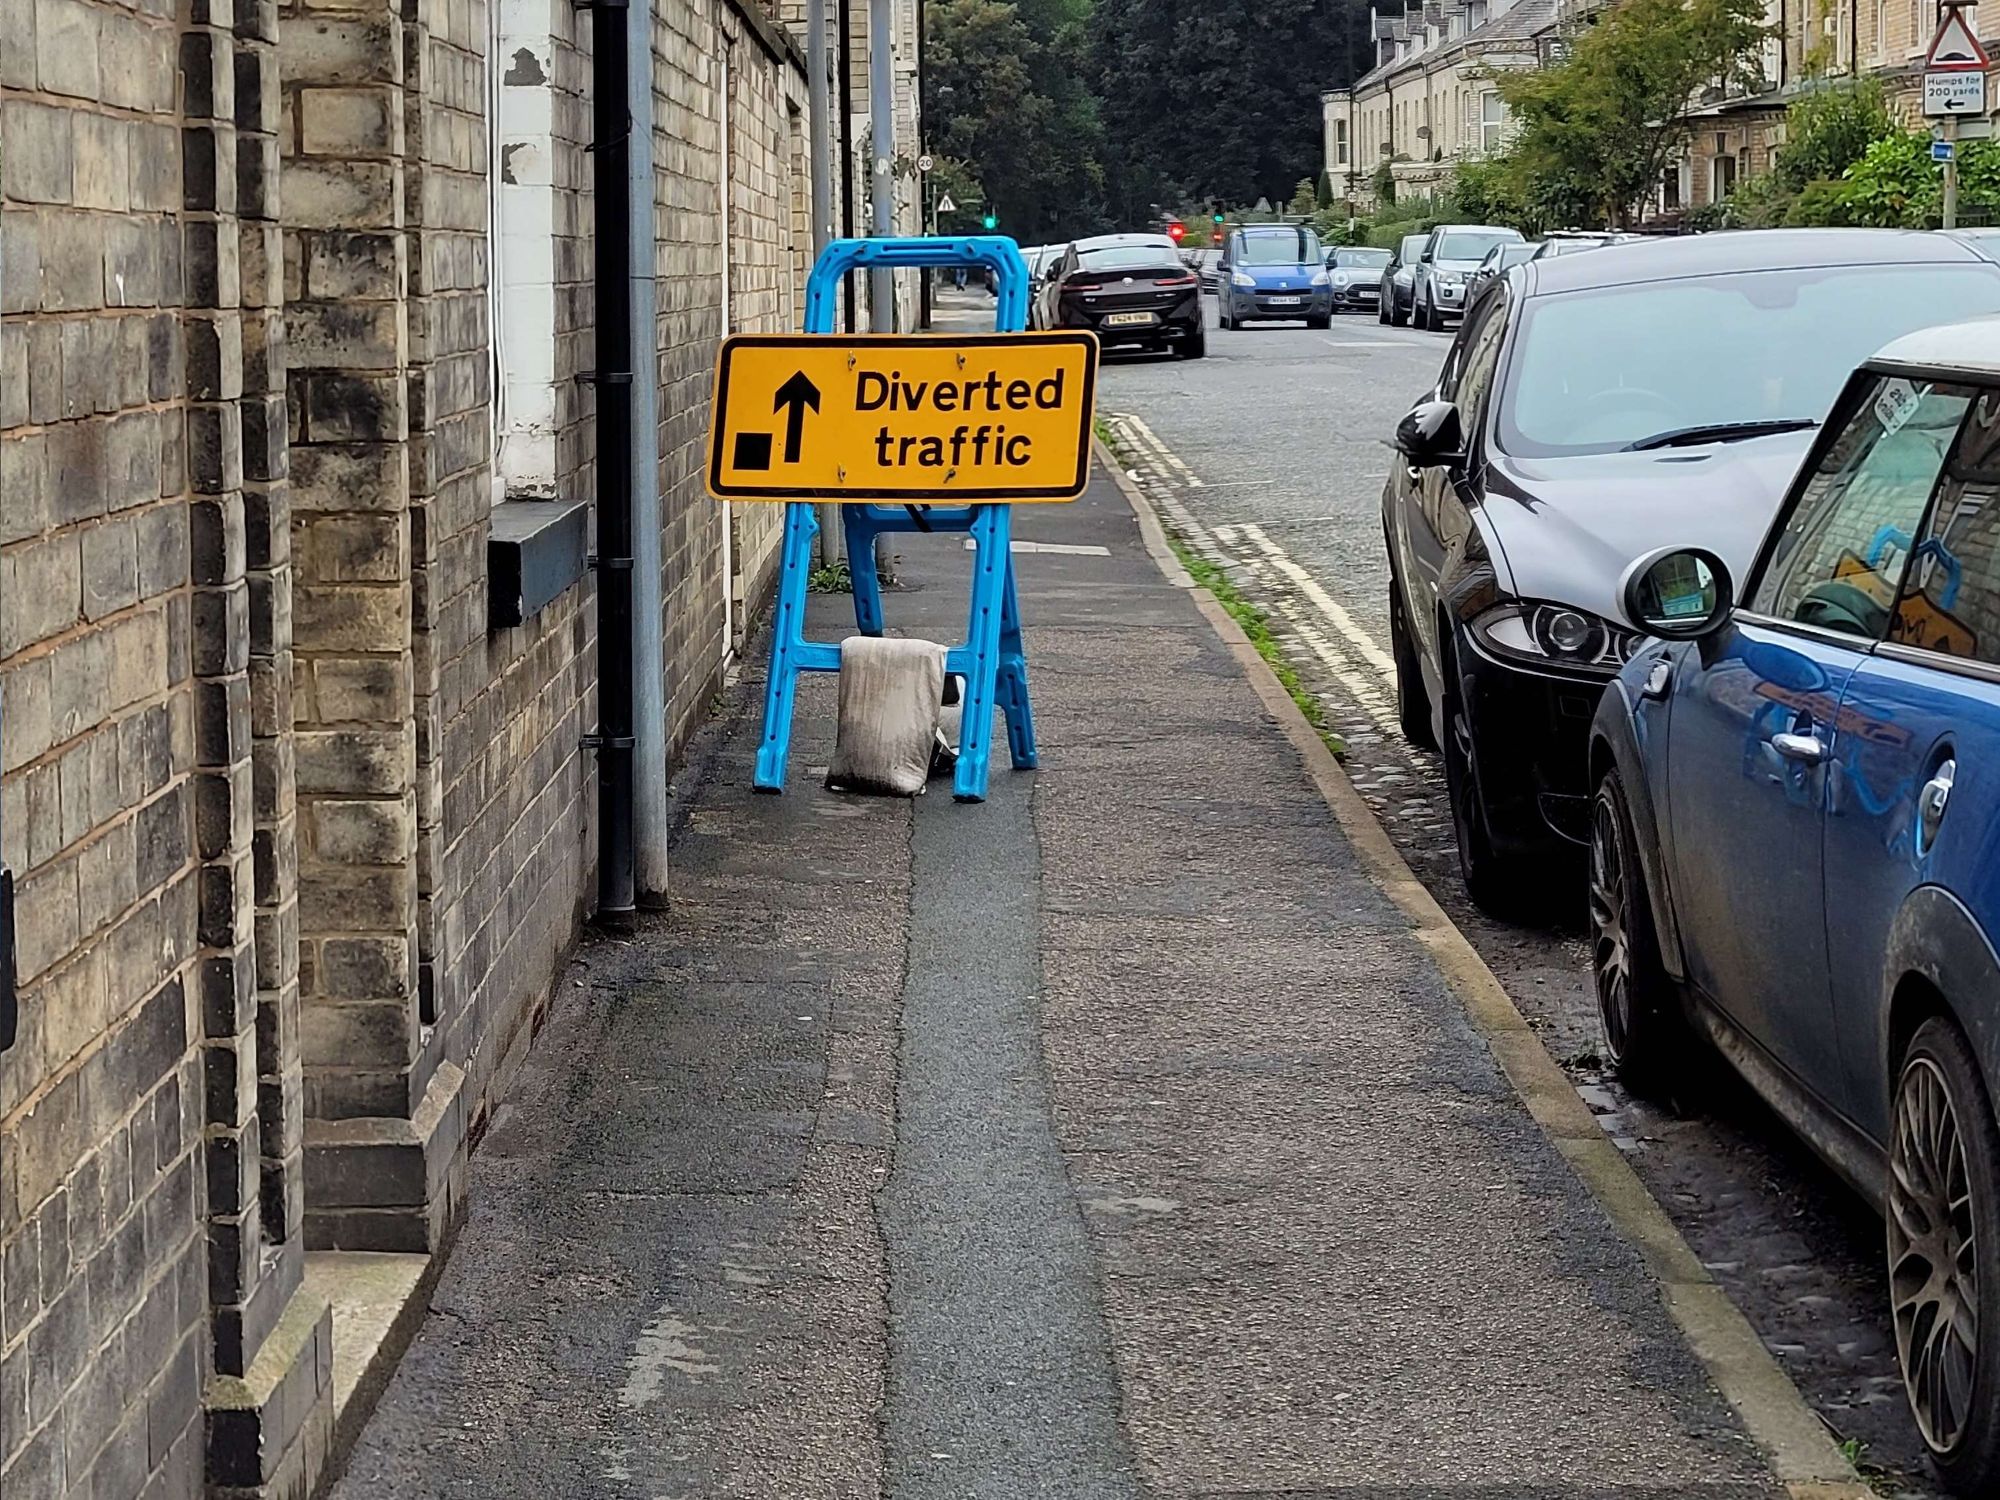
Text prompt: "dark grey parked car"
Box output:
[[1378, 232, 1429, 327]]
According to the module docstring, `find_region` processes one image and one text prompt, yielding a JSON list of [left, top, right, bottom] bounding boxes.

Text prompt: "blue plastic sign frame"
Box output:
[[751, 235, 1044, 802]]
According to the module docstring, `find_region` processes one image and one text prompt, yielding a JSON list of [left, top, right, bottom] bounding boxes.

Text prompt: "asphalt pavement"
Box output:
[[331, 379, 1792, 1497], [1094, 290, 1928, 1494]]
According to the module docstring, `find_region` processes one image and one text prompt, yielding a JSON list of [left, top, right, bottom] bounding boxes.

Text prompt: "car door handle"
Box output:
[[1771, 731, 1827, 764], [1918, 757, 1955, 854]]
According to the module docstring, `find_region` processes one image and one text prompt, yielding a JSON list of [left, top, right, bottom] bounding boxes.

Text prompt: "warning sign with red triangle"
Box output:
[[1926, 6, 1990, 72]]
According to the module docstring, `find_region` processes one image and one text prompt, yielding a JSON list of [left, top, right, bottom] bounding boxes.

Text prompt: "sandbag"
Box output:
[[825, 636, 946, 796]]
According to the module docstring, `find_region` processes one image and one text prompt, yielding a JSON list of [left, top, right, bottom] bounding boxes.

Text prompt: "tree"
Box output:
[[1494, 0, 1772, 226], [925, 0, 1106, 241], [1090, 0, 1376, 223], [1772, 76, 1893, 190], [1287, 177, 1319, 217]]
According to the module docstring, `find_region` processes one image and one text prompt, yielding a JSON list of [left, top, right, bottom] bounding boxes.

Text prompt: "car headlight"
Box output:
[[1310, 269, 1331, 286], [1330, 271, 1350, 286], [1469, 601, 1640, 673], [1231, 271, 1256, 289]]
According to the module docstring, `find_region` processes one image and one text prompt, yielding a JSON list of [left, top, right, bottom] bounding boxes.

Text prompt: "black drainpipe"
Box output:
[[839, 0, 856, 330], [591, 0, 637, 917]]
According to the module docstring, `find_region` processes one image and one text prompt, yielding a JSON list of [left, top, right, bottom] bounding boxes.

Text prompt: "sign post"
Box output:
[[707, 235, 1098, 802], [1924, 0, 1990, 229]]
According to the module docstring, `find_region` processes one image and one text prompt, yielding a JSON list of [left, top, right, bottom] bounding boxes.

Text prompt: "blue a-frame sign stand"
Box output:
[[753, 235, 1039, 802]]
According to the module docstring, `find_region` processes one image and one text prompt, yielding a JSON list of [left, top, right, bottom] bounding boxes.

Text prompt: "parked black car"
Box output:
[[1035, 234, 1204, 357], [1381, 230, 2000, 914]]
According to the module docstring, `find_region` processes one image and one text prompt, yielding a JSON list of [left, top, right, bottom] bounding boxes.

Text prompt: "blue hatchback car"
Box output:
[[1590, 320, 2000, 1494], [1216, 224, 1331, 329]]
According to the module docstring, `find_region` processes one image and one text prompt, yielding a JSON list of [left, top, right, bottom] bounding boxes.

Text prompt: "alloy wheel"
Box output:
[[1589, 794, 1633, 1064], [1891, 1052, 1981, 1457]]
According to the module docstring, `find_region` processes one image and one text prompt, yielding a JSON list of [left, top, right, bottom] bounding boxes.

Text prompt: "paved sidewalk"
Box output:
[[333, 471, 1785, 1498]]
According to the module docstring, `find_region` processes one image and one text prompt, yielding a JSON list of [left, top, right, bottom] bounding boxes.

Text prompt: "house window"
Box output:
[[1874, 0, 1889, 59], [1713, 152, 1737, 200], [1661, 164, 1681, 210], [1334, 117, 1350, 167], [1480, 92, 1504, 153]]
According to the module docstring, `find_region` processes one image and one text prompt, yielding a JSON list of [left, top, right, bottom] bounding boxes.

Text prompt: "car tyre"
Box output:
[[1890, 1016, 2000, 1495], [1378, 296, 1392, 325], [1588, 771, 1694, 1098], [1307, 313, 1331, 330], [1177, 326, 1206, 359], [1217, 302, 1234, 330], [1389, 293, 1409, 328], [1441, 641, 1555, 921], [1389, 575, 1436, 751]]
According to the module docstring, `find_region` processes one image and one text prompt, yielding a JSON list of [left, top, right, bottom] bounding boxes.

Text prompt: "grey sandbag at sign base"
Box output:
[[826, 637, 947, 796]]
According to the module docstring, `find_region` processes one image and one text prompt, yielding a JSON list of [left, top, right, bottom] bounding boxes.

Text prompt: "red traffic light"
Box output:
[[1167, 221, 1185, 241], [1211, 229, 1224, 243]]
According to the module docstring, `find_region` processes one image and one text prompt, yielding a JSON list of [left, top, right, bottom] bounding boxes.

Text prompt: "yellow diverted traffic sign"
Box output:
[[707, 331, 1098, 502]]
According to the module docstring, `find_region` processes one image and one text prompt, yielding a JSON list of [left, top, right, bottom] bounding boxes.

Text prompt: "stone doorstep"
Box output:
[[205, 1282, 334, 1497], [300, 1250, 435, 1483]]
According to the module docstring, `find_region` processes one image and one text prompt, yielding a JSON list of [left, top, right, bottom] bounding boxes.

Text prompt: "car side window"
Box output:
[[1446, 294, 1509, 435], [1750, 374, 1974, 640], [1887, 384, 2000, 664]]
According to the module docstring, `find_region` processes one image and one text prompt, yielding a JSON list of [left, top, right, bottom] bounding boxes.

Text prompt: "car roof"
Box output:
[[1072, 232, 1176, 251], [1429, 223, 1516, 234], [1871, 314, 2000, 377], [1520, 228, 1990, 297]]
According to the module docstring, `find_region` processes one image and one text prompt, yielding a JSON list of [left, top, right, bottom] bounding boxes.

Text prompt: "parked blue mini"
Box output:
[[1589, 319, 2000, 1496], [1216, 224, 1330, 329]]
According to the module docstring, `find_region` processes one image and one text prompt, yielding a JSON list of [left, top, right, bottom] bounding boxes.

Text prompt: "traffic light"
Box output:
[[982, 213, 997, 230], [1167, 220, 1185, 242], [1211, 229, 1224, 244], [1212, 212, 1224, 224]]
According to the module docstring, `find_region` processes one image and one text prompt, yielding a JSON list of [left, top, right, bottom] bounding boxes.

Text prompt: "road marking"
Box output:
[[1231, 523, 1397, 679], [1118, 412, 1204, 487], [1320, 338, 1403, 350], [961, 540, 1111, 555]]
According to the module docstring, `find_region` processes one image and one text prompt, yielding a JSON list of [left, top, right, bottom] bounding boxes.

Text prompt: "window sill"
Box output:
[[489, 497, 589, 630]]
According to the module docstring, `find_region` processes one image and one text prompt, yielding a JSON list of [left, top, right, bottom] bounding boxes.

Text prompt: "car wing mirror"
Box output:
[[1619, 546, 1734, 638], [1392, 399, 1467, 471]]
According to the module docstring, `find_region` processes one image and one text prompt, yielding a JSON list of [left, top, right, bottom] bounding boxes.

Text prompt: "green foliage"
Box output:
[[926, 0, 1106, 241], [1773, 76, 1893, 190], [1090, 0, 1377, 222], [1287, 177, 1319, 217], [1444, 156, 1528, 229], [1495, 0, 1772, 226], [1371, 159, 1397, 207]]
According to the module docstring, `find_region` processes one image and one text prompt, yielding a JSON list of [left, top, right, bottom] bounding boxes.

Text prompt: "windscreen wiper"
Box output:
[[1624, 418, 1819, 451]]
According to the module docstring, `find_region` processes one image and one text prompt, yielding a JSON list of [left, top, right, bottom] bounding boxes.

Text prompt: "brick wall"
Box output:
[[4, 0, 817, 1487], [2, 0, 330, 1487]]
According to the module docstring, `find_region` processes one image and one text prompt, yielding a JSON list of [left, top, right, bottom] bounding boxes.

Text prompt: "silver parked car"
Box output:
[[1325, 245, 1391, 312], [1410, 223, 1524, 331]]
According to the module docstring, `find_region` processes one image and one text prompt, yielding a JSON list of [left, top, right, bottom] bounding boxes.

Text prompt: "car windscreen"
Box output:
[[1498, 264, 2000, 458], [1437, 232, 1515, 261], [1238, 230, 1321, 265], [1502, 245, 1538, 265], [1334, 249, 1390, 268], [1075, 246, 1183, 274]]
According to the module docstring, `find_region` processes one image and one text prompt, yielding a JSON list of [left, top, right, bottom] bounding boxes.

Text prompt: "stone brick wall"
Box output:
[[4, 0, 817, 1487], [3, 0, 330, 1488]]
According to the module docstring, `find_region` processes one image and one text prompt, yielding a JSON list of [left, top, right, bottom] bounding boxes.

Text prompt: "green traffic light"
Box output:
[[982, 214, 998, 230], [1212, 212, 1224, 223]]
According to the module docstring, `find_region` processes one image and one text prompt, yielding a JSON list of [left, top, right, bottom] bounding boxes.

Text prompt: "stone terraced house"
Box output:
[[0, 0, 917, 1492]]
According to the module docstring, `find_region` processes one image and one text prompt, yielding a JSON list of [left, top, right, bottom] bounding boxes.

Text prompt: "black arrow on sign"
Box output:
[[773, 371, 821, 463]]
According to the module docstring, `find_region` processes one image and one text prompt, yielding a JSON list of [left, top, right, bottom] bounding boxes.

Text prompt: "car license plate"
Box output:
[[1265, 296, 1301, 306], [1102, 311, 1155, 327]]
